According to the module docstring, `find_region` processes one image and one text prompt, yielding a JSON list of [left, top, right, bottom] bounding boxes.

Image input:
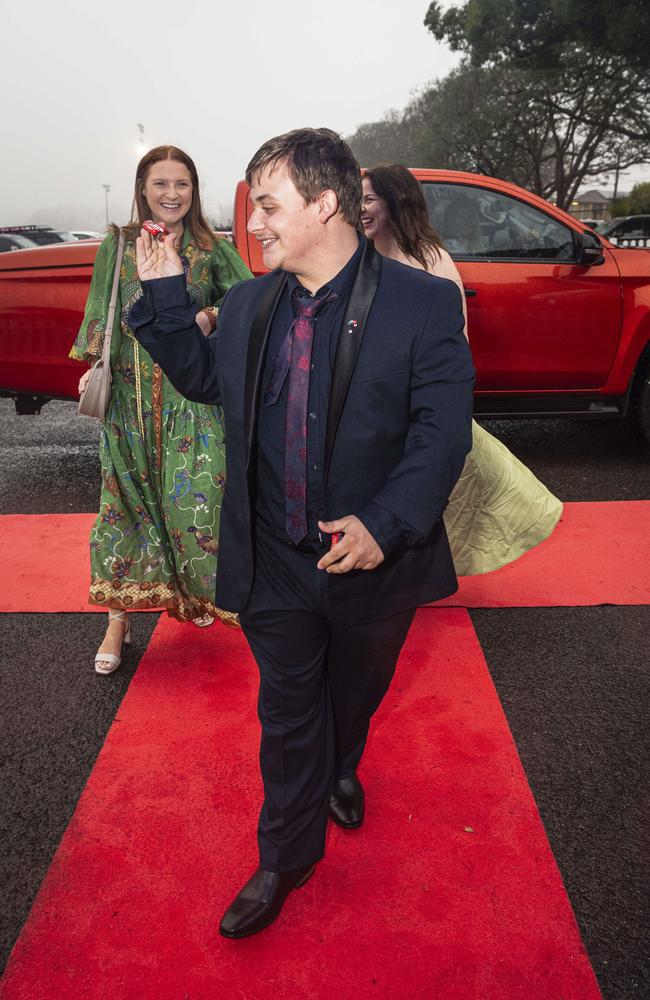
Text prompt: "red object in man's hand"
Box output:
[[330, 531, 344, 548], [142, 220, 170, 241]]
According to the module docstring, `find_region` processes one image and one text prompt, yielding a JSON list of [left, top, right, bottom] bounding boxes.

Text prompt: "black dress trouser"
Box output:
[[239, 525, 415, 872]]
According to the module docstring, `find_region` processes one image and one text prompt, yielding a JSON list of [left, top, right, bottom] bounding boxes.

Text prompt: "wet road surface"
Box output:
[[1, 399, 648, 998]]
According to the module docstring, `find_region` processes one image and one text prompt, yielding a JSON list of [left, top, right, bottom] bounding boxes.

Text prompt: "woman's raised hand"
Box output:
[[135, 229, 183, 282]]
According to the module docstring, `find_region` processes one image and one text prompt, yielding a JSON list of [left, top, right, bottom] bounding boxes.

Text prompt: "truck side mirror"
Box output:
[[575, 230, 605, 266]]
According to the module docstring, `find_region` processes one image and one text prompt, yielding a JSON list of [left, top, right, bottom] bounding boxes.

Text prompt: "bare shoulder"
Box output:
[[426, 247, 462, 286]]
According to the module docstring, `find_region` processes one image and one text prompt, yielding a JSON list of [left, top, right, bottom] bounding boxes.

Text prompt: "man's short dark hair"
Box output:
[[245, 127, 362, 228]]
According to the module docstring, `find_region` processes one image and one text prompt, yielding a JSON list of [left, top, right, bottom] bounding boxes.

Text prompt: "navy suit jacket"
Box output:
[[130, 241, 475, 621]]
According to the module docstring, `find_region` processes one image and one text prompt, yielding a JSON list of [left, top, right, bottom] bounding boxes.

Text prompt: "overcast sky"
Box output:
[[2, 0, 647, 231]]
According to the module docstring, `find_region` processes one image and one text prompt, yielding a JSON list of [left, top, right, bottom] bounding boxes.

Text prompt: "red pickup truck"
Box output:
[[1, 168, 649, 442]]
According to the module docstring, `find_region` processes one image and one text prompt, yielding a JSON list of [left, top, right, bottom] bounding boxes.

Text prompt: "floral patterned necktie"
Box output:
[[264, 288, 336, 544]]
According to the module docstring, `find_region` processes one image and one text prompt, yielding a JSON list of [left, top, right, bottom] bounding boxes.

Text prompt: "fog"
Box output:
[[3, 0, 647, 234], [1, 0, 461, 230]]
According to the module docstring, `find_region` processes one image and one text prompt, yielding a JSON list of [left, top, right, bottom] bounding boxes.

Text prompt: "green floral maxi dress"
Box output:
[[70, 229, 252, 621]]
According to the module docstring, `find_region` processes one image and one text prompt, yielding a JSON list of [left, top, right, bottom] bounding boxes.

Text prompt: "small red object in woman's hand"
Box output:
[[143, 220, 170, 241]]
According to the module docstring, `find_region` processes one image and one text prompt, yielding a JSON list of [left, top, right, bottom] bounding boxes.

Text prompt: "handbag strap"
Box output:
[[100, 230, 125, 364]]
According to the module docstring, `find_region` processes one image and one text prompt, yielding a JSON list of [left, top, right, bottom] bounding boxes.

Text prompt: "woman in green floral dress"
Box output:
[[71, 145, 252, 673]]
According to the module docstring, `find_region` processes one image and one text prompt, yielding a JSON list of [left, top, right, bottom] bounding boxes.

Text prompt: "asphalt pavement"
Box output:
[[0, 398, 648, 999]]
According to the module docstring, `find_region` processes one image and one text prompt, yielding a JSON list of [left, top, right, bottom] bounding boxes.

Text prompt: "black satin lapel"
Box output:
[[324, 241, 382, 478], [244, 270, 287, 471]]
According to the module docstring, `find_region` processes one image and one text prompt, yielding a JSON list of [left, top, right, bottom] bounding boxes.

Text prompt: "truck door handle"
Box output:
[[464, 288, 478, 297]]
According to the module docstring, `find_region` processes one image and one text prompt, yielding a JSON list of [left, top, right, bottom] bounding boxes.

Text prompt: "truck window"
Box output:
[[421, 182, 575, 262]]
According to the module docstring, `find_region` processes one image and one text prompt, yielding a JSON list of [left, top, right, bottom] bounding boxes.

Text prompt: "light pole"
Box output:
[[612, 159, 621, 202], [102, 184, 111, 228]]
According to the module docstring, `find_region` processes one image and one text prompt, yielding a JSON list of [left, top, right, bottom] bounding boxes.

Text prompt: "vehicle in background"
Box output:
[[70, 230, 104, 241], [598, 215, 650, 248], [0, 225, 78, 246], [580, 219, 602, 231], [234, 168, 649, 442], [1, 170, 649, 443], [0, 232, 39, 253]]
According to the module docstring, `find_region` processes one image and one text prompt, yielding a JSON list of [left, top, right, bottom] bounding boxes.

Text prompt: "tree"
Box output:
[[347, 2, 649, 208], [403, 64, 547, 184], [424, 1, 650, 142], [420, 0, 650, 206], [612, 181, 650, 217], [346, 110, 425, 168], [348, 56, 649, 209], [627, 182, 650, 214], [209, 215, 233, 232], [424, 0, 650, 74]]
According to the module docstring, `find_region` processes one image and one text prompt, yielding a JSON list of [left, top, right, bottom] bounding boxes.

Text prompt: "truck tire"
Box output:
[[627, 363, 650, 446], [14, 394, 50, 415]]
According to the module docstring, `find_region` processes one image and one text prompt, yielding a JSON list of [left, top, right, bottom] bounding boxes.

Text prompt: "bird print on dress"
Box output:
[[188, 525, 219, 555]]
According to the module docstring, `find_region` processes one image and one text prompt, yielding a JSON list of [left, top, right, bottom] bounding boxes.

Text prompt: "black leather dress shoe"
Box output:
[[329, 773, 365, 829], [219, 864, 316, 939]]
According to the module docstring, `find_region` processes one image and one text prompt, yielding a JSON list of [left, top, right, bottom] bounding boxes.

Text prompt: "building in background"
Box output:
[[569, 189, 628, 223]]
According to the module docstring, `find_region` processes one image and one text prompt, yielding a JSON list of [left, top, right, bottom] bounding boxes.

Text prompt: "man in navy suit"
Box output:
[[129, 128, 474, 938]]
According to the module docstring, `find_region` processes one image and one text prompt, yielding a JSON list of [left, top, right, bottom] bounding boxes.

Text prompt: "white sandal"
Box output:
[[95, 610, 132, 675]]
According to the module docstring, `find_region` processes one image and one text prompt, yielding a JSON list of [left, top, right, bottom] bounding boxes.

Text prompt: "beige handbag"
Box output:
[[78, 231, 125, 420]]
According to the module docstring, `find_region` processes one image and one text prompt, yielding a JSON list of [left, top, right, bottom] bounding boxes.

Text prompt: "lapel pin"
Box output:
[[348, 319, 358, 333]]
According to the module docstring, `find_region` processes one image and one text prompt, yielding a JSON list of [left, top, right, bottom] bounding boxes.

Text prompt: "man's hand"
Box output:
[[317, 516, 384, 574], [195, 306, 217, 337], [135, 229, 183, 282], [195, 309, 213, 337]]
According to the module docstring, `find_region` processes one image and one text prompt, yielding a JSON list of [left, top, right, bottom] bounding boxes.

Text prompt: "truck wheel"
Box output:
[[14, 394, 49, 415], [627, 364, 650, 446]]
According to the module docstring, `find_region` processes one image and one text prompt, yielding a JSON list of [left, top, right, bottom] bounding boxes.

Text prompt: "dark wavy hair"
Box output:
[[120, 145, 215, 249], [245, 127, 362, 228], [364, 163, 443, 269]]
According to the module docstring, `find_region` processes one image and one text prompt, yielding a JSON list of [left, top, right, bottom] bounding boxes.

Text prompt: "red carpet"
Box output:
[[1, 513, 103, 613], [1, 609, 601, 999], [440, 500, 650, 608], [1, 502, 647, 614]]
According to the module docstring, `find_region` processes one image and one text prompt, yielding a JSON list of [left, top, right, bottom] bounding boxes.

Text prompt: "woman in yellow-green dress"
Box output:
[[361, 163, 562, 574], [71, 145, 252, 674]]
